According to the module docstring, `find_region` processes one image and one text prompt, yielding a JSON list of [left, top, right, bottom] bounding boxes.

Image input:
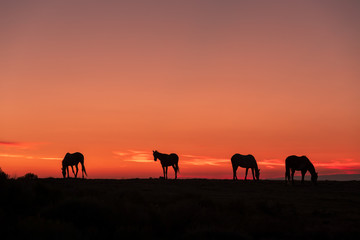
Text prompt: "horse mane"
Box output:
[[254, 162, 259, 172], [303, 156, 316, 175], [154, 150, 168, 158], [249, 155, 259, 171]]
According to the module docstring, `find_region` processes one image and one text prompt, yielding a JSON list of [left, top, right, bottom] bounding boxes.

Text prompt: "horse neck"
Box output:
[[62, 159, 68, 166], [249, 158, 258, 170], [253, 163, 259, 172], [157, 152, 167, 159], [307, 162, 316, 175]]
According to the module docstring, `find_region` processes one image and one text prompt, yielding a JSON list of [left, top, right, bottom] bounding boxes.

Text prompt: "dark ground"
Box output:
[[1, 178, 359, 239]]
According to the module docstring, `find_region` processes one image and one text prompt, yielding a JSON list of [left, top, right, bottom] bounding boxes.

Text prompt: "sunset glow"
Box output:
[[1, 1, 359, 179]]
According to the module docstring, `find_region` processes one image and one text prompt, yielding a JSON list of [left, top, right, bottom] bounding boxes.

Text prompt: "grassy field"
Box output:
[[1, 178, 359, 239]]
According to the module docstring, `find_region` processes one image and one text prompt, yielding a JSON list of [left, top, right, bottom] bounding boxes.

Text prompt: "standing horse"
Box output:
[[285, 155, 318, 184], [62, 152, 87, 178], [231, 153, 260, 181], [153, 150, 179, 179]]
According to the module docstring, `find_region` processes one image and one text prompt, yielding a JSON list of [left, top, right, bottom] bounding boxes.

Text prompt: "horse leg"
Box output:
[[66, 167, 70, 178], [291, 169, 295, 184], [245, 168, 249, 180], [251, 168, 255, 181], [301, 170, 306, 184], [285, 167, 290, 183], [75, 165, 79, 178], [80, 161, 87, 178], [71, 166, 76, 178], [232, 165, 238, 180], [162, 167, 166, 179], [173, 165, 177, 179]]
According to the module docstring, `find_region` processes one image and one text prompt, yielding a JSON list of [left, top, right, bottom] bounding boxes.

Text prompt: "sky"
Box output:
[[1, 0, 360, 179]]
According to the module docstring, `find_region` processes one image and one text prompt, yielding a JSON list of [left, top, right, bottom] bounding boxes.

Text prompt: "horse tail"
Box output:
[[174, 155, 180, 174]]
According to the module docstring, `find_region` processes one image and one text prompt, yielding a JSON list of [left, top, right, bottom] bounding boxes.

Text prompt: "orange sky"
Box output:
[[1, 1, 359, 179]]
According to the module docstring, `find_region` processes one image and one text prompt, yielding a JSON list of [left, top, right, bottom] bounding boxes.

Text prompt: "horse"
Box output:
[[285, 155, 318, 184], [61, 152, 87, 178], [153, 150, 179, 179], [231, 153, 260, 181]]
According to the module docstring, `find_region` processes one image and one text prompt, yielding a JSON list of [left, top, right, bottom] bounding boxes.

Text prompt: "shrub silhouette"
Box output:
[[18, 172, 38, 180], [0, 167, 9, 182]]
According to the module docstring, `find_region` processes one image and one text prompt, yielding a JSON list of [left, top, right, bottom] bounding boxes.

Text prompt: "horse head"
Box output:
[[153, 150, 158, 161], [311, 172, 318, 184], [255, 168, 260, 181]]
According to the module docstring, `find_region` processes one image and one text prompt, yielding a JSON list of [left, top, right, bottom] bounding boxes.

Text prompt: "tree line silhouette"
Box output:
[[60, 150, 318, 184]]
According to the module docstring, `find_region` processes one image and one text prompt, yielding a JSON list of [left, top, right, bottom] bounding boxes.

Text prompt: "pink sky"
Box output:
[[1, 1, 359, 179]]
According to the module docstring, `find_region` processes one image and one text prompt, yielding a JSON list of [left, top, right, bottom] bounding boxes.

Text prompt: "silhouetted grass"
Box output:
[[0, 179, 359, 239]]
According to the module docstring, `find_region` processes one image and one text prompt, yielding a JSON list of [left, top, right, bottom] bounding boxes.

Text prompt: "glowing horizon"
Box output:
[[1, 1, 359, 179], [1, 142, 359, 179]]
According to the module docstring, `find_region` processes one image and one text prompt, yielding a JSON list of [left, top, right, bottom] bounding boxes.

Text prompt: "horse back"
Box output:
[[63, 152, 84, 166], [285, 155, 310, 170], [169, 153, 179, 162], [160, 153, 178, 166], [231, 154, 257, 168]]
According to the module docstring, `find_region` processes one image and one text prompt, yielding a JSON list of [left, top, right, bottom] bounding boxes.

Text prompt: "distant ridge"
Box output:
[[318, 174, 360, 181], [267, 174, 360, 181]]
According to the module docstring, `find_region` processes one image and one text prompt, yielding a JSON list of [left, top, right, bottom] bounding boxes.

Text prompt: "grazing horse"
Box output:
[[231, 154, 260, 181], [153, 150, 179, 179], [285, 155, 318, 184], [62, 152, 87, 178]]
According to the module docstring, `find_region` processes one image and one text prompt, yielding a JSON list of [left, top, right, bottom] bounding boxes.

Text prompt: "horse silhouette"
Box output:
[[231, 153, 260, 181], [285, 155, 318, 184], [153, 150, 179, 179], [62, 152, 87, 178]]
